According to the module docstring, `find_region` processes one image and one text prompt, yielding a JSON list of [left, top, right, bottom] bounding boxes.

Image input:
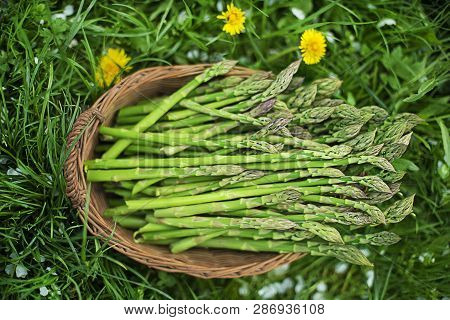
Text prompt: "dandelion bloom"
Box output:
[[217, 3, 246, 36], [299, 29, 327, 65], [95, 48, 131, 88]]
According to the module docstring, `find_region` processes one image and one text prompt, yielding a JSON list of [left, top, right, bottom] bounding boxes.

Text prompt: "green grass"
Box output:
[[0, 0, 449, 299]]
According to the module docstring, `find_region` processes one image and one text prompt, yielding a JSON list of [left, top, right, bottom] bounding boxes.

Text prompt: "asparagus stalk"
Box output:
[[298, 194, 386, 224], [220, 207, 375, 226], [153, 181, 216, 196], [171, 170, 265, 196], [179, 99, 267, 126], [153, 190, 303, 217], [160, 176, 223, 186], [190, 76, 245, 95], [98, 126, 282, 153], [243, 156, 395, 172], [101, 60, 237, 159], [87, 165, 246, 182], [165, 95, 247, 121], [134, 222, 176, 234], [384, 195, 415, 223], [136, 228, 314, 242], [117, 97, 164, 118], [154, 216, 299, 230], [196, 238, 373, 266], [343, 231, 401, 246], [170, 230, 227, 253], [190, 79, 272, 104], [216, 133, 329, 151], [126, 184, 366, 211], [172, 168, 345, 197], [289, 84, 318, 109], [131, 178, 163, 196], [176, 175, 387, 197], [113, 215, 147, 229]]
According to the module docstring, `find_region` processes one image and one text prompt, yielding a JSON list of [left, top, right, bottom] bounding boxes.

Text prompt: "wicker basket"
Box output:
[[64, 64, 304, 278]]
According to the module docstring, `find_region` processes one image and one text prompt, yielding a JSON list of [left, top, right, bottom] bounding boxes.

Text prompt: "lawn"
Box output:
[[0, 0, 449, 299]]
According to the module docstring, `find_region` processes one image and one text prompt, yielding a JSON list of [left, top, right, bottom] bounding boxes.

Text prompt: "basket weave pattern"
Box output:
[[64, 65, 304, 278]]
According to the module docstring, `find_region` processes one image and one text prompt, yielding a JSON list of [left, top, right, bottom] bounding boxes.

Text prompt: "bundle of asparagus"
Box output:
[[85, 59, 420, 267]]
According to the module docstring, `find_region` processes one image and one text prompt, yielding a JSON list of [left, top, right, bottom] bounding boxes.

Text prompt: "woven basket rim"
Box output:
[[64, 64, 304, 278]]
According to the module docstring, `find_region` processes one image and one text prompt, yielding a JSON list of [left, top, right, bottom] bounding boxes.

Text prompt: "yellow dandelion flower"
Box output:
[[299, 29, 327, 65], [217, 3, 246, 36], [95, 48, 132, 88]]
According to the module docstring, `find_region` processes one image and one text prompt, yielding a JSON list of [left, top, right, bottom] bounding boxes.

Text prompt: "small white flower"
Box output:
[[312, 292, 325, 300], [5, 264, 15, 276], [34, 57, 39, 65], [69, 39, 78, 48], [278, 278, 294, 294], [15, 264, 28, 278], [209, 52, 226, 62], [443, 246, 449, 256], [268, 49, 279, 55], [352, 41, 361, 51], [199, 51, 209, 62], [7, 167, 22, 176], [35, 255, 46, 263], [238, 284, 249, 296], [258, 278, 294, 298], [418, 252, 435, 264], [335, 262, 349, 274], [63, 5, 74, 16], [186, 49, 199, 60], [258, 284, 278, 299], [367, 4, 376, 10], [216, 0, 223, 12], [291, 8, 305, 20], [177, 11, 187, 24], [316, 281, 328, 292], [272, 263, 289, 276], [46, 266, 57, 275], [366, 270, 375, 288], [39, 286, 49, 296], [39, 19, 44, 25], [204, 14, 211, 22], [294, 275, 305, 293], [325, 31, 336, 44], [52, 13, 67, 20], [238, 56, 250, 65], [377, 18, 396, 28]]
